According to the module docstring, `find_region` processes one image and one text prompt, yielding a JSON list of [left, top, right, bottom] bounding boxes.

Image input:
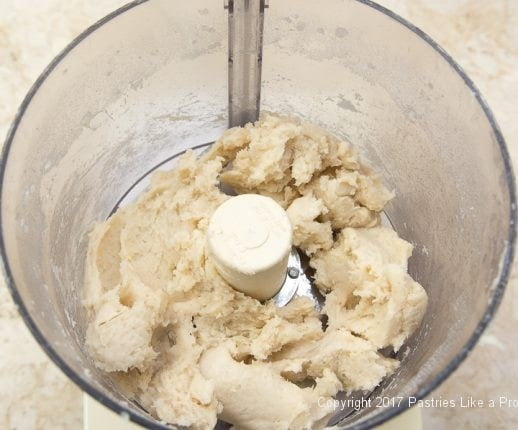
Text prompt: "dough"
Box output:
[[84, 113, 427, 429]]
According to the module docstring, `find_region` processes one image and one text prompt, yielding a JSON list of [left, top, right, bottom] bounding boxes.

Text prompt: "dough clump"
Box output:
[[84, 113, 427, 429]]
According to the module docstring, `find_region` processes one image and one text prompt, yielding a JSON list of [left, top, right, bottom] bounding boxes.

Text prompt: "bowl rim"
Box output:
[[1, 0, 516, 429]]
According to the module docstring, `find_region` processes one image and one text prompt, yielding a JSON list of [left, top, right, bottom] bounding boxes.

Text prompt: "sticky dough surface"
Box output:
[[84, 113, 428, 430]]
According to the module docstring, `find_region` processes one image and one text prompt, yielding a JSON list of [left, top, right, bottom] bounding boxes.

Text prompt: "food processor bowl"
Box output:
[[1, 0, 515, 428]]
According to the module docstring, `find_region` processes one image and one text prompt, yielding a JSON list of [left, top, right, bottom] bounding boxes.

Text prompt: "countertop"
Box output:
[[1, 0, 517, 429]]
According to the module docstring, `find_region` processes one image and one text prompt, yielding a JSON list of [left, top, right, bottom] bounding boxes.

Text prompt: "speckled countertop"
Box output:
[[1, 1, 517, 429]]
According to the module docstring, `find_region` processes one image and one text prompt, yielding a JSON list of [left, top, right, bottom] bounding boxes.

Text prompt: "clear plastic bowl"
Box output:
[[1, 0, 515, 428]]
